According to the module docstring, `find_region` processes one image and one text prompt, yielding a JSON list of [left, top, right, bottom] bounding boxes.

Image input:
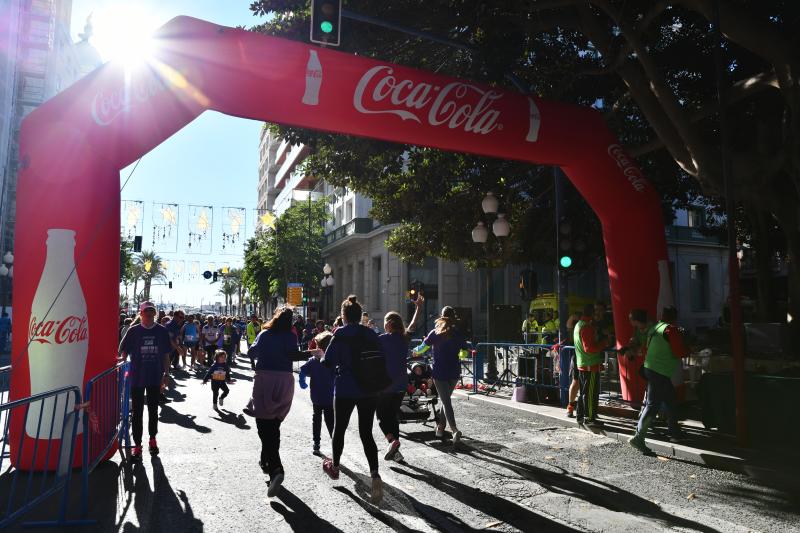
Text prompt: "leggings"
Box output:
[[256, 418, 283, 475], [376, 392, 405, 440], [332, 396, 378, 473], [131, 385, 160, 446], [433, 379, 459, 431]]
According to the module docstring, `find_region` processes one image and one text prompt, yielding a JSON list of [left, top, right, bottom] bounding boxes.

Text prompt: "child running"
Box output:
[[202, 350, 230, 409], [299, 331, 335, 456]]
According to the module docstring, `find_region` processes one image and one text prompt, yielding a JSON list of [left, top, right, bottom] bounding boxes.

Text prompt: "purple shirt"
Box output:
[[380, 332, 410, 393], [324, 323, 381, 398], [423, 328, 467, 381], [250, 329, 301, 373], [300, 356, 334, 406], [119, 323, 172, 387]]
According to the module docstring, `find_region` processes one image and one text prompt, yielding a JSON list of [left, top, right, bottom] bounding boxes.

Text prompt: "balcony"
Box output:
[[325, 218, 379, 246], [665, 225, 723, 246]]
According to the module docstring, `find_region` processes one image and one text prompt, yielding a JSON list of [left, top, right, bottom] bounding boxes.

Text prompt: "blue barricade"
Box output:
[[0, 385, 88, 528], [80, 361, 131, 519]]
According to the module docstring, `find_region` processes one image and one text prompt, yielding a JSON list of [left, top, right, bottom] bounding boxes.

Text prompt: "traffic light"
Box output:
[[168, 281, 173, 289], [310, 0, 342, 46], [133, 235, 142, 252], [558, 219, 573, 269], [212, 271, 218, 282]]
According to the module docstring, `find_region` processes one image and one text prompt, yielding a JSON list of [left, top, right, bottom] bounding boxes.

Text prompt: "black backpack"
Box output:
[[342, 326, 391, 394]]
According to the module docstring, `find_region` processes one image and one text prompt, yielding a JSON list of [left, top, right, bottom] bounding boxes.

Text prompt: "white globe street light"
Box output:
[[0, 265, 7, 277], [492, 213, 510, 237], [3, 252, 13, 264], [326, 275, 335, 287], [323, 263, 332, 276], [471, 221, 489, 243], [481, 192, 498, 214]]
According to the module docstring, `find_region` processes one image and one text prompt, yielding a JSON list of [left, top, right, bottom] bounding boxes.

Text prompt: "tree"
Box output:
[[217, 275, 237, 314], [134, 251, 166, 301], [250, 0, 800, 341], [242, 199, 328, 310]]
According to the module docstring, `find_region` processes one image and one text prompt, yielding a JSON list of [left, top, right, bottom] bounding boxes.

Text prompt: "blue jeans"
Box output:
[[638, 368, 680, 436]]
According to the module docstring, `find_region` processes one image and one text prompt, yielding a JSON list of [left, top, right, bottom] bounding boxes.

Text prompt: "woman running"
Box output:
[[181, 317, 201, 368], [414, 306, 468, 445], [248, 307, 318, 497], [377, 295, 424, 463], [322, 296, 384, 503]]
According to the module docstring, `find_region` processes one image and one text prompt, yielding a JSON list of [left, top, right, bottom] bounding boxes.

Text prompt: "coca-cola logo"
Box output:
[[608, 144, 647, 193], [354, 65, 503, 136], [91, 76, 167, 126], [28, 315, 88, 345]]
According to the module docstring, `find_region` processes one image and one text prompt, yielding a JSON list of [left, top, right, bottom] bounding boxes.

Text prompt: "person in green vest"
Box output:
[[246, 315, 261, 370], [541, 311, 559, 344], [626, 307, 689, 454], [521, 312, 539, 343], [573, 304, 609, 428]]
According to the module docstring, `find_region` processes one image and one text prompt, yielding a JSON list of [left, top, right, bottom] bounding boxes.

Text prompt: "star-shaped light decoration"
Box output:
[[259, 211, 276, 230]]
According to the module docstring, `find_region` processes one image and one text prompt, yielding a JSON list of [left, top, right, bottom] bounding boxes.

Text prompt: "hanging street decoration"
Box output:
[[221, 207, 246, 253], [152, 202, 179, 252], [187, 204, 213, 254], [121, 200, 144, 241]]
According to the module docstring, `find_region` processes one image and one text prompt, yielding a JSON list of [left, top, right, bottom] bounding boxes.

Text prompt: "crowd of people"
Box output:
[[117, 291, 691, 504]]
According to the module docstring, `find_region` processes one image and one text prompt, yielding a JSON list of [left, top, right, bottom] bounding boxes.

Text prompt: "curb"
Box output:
[[453, 389, 748, 474]]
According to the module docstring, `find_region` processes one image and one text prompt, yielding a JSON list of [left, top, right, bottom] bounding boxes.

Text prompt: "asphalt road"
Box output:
[[18, 358, 798, 532]]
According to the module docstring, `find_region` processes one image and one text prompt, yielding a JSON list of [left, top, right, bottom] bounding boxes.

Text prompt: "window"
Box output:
[[346, 264, 354, 297], [345, 200, 354, 222], [689, 263, 709, 312], [687, 208, 705, 228], [335, 206, 342, 227], [372, 256, 382, 311], [357, 260, 365, 300]]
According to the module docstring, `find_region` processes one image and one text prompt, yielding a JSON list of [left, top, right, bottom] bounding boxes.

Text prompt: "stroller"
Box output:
[[398, 355, 440, 425]]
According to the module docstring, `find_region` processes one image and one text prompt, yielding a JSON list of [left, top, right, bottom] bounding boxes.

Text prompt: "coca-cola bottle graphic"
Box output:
[[302, 50, 322, 106], [26, 229, 88, 438]]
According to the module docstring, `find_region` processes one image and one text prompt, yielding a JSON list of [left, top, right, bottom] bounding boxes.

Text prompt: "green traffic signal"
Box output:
[[560, 255, 573, 268], [320, 21, 333, 33]]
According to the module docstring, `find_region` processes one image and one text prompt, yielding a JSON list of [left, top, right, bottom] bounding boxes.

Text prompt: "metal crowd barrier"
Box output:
[[0, 385, 86, 528], [471, 343, 561, 396], [80, 361, 131, 519]]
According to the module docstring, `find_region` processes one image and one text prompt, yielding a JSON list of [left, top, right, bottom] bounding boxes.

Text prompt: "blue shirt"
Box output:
[[165, 318, 182, 344], [324, 323, 381, 398], [380, 332, 410, 393], [203, 362, 228, 382], [300, 356, 334, 406], [250, 329, 301, 373], [423, 328, 467, 381], [119, 323, 172, 387]]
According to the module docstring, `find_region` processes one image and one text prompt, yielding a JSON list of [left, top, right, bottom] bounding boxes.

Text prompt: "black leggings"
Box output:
[[376, 392, 405, 440], [256, 418, 283, 476], [332, 396, 378, 473], [131, 385, 160, 446]]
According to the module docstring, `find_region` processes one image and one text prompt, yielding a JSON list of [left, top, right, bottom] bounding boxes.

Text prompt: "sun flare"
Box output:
[[90, 4, 160, 66]]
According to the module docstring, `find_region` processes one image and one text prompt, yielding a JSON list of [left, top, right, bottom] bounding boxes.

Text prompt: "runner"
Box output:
[[202, 315, 220, 366], [321, 296, 385, 504], [247, 307, 318, 497], [118, 301, 172, 458], [377, 294, 424, 463], [181, 317, 201, 368], [414, 306, 469, 445]]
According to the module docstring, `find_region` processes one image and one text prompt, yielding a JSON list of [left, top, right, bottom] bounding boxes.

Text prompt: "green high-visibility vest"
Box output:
[[574, 320, 602, 367], [522, 319, 539, 334], [644, 322, 679, 378]]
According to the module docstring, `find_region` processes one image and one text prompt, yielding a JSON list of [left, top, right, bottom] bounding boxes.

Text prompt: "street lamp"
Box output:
[[0, 250, 13, 320], [321, 265, 335, 322]]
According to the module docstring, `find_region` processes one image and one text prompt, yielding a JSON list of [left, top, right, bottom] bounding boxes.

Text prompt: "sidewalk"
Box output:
[[454, 387, 798, 491]]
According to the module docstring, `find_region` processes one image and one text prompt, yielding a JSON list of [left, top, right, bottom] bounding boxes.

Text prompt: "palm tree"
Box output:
[[227, 268, 244, 315], [218, 276, 237, 314], [135, 251, 167, 301]]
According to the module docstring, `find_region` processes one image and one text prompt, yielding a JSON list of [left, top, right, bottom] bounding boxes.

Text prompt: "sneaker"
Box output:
[[219, 396, 225, 407], [148, 437, 159, 455], [584, 419, 604, 430], [393, 450, 405, 463], [322, 458, 339, 480], [371, 475, 383, 504], [242, 407, 255, 417], [313, 448, 324, 457], [566, 403, 575, 418], [629, 435, 652, 454], [267, 471, 284, 497], [131, 445, 143, 460], [435, 426, 445, 438], [452, 430, 462, 446], [384, 439, 401, 461]]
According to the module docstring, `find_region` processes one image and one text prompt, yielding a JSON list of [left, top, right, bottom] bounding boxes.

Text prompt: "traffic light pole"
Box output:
[[554, 167, 569, 344]]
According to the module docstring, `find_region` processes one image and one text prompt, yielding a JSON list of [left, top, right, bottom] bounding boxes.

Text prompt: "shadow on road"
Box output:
[[229, 370, 253, 382], [159, 405, 211, 434], [457, 444, 723, 533], [390, 464, 579, 532], [211, 409, 251, 430], [271, 487, 342, 532]]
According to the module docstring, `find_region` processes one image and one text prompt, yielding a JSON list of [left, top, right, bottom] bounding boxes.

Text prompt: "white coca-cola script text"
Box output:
[[608, 144, 647, 193], [91, 76, 167, 126], [354, 66, 503, 135], [29, 315, 88, 345]]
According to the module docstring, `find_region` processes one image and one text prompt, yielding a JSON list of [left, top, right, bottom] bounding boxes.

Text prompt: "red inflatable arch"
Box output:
[[11, 16, 672, 468]]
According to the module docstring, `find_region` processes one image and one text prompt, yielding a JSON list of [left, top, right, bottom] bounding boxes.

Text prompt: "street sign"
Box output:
[[287, 283, 303, 307]]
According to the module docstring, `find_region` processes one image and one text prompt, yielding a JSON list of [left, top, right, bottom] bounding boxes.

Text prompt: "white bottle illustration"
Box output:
[[302, 50, 323, 106], [26, 229, 88, 438], [525, 97, 541, 143]]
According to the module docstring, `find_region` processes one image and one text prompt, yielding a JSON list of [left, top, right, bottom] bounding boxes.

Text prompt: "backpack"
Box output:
[[342, 326, 391, 394]]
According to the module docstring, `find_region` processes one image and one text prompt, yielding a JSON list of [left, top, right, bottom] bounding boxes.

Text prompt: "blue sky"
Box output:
[[71, 1, 269, 310]]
